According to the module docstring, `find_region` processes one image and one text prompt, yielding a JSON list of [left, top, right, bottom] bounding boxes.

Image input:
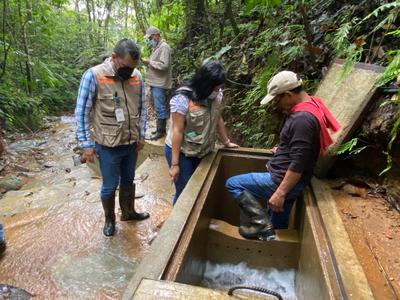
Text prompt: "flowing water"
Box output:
[[0, 116, 172, 299], [201, 262, 297, 299]]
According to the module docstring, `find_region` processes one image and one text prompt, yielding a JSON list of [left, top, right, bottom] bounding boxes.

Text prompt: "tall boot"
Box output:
[[119, 185, 150, 221], [150, 119, 166, 140], [101, 194, 116, 236], [237, 190, 275, 241]]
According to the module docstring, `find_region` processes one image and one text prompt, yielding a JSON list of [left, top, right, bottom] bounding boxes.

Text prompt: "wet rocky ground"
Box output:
[[0, 116, 173, 299]]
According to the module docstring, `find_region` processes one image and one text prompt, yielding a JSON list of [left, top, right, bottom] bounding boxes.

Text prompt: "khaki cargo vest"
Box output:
[[91, 60, 142, 147], [166, 87, 221, 158]]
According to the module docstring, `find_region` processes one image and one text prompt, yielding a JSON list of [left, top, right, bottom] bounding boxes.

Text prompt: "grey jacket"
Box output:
[[145, 39, 172, 89]]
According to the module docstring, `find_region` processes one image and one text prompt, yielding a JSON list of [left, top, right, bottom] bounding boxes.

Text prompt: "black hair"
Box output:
[[289, 74, 303, 94], [289, 85, 304, 94], [113, 38, 140, 60], [174, 61, 226, 102]]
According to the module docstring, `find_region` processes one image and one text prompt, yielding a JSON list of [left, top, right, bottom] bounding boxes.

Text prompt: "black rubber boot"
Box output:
[[101, 194, 116, 236], [237, 190, 275, 241], [119, 185, 150, 221], [0, 240, 5, 255], [150, 119, 166, 140], [0, 223, 5, 255]]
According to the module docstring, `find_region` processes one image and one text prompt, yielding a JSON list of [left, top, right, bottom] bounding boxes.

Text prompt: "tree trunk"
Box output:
[[103, 0, 113, 45], [155, 0, 163, 13], [18, 0, 32, 96], [0, 0, 10, 81], [219, 1, 227, 47], [124, 0, 129, 29], [85, 0, 91, 22], [184, 0, 207, 40], [85, 0, 94, 43], [299, 3, 317, 72], [133, 0, 148, 34], [75, 0, 81, 49], [225, 0, 239, 36]]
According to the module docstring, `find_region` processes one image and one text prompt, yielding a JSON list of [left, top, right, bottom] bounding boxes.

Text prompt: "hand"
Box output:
[[271, 146, 278, 153], [136, 139, 146, 153], [84, 147, 95, 163], [226, 141, 239, 148], [268, 190, 285, 212], [169, 165, 180, 183], [142, 59, 150, 66]]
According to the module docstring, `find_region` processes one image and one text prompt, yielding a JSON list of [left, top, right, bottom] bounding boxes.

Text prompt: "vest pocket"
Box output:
[[129, 115, 140, 141], [101, 123, 122, 147], [99, 95, 115, 115], [185, 109, 207, 145]]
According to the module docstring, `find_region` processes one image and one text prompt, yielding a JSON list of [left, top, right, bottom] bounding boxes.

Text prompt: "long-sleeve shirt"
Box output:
[[267, 111, 320, 185], [74, 67, 147, 148], [145, 39, 172, 89]]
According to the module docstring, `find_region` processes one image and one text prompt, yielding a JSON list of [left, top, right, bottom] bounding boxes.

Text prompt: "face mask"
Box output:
[[116, 67, 133, 81], [149, 39, 157, 48]]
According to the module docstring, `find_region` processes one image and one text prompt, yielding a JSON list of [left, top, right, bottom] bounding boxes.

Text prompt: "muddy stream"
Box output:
[[0, 116, 172, 299]]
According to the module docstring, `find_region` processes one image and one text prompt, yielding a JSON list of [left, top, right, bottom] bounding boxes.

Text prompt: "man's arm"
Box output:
[[149, 46, 171, 71], [269, 113, 319, 212], [75, 69, 96, 151], [268, 170, 302, 212]]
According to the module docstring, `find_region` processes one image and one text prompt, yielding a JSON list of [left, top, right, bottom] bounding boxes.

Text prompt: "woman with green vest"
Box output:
[[165, 61, 239, 204]]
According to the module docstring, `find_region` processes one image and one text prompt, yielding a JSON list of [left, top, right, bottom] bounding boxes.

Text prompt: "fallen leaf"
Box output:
[[384, 232, 393, 239], [354, 36, 365, 48], [320, 23, 338, 33]]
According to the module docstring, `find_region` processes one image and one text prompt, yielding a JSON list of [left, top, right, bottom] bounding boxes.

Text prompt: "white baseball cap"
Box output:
[[260, 71, 303, 105], [145, 26, 161, 38]]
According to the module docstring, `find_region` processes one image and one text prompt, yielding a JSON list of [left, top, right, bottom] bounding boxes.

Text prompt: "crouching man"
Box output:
[[226, 71, 340, 241]]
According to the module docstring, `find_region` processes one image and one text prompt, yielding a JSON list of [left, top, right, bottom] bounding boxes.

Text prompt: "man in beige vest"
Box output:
[[75, 39, 149, 237], [142, 26, 172, 140]]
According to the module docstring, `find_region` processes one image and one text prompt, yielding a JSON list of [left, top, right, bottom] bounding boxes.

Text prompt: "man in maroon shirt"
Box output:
[[226, 71, 339, 241]]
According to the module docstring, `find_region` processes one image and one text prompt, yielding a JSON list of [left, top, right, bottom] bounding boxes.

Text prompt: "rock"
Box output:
[[0, 283, 33, 300], [72, 155, 82, 166], [17, 172, 35, 178], [14, 164, 30, 172], [43, 161, 57, 168], [73, 145, 83, 154], [361, 100, 398, 143], [0, 176, 23, 192]]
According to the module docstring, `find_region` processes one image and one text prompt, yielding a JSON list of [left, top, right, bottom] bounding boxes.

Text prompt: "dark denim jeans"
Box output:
[[164, 145, 201, 204], [225, 172, 304, 229], [95, 143, 137, 200], [0, 223, 4, 241], [151, 87, 167, 120]]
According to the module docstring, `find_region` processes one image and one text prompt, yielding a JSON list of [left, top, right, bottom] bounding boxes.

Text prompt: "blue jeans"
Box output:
[[95, 143, 137, 200], [225, 172, 304, 229], [151, 87, 167, 120], [0, 223, 4, 241], [164, 145, 201, 204]]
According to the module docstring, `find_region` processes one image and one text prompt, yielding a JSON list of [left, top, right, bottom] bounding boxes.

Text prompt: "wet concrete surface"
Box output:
[[0, 116, 173, 299], [330, 180, 400, 299]]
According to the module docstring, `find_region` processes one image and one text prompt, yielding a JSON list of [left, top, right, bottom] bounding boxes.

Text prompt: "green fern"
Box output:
[[380, 94, 400, 175], [361, 1, 400, 23], [337, 137, 369, 156], [376, 51, 400, 86], [331, 21, 352, 57]]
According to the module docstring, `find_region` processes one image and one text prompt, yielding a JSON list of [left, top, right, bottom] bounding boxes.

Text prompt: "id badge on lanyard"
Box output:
[[114, 92, 125, 123]]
